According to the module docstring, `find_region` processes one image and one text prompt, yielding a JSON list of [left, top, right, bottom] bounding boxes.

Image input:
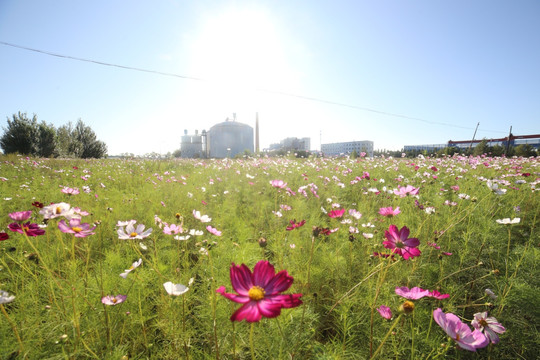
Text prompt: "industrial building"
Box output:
[[321, 140, 374, 157], [268, 137, 311, 152], [404, 134, 540, 152], [181, 115, 255, 159]]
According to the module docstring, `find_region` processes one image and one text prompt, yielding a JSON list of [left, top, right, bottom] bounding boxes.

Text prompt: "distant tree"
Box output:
[[473, 139, 489, 156], [491, 144, 505, 157], [70, 119, 107, 158], [0, 112, 39, 155], [37, 121, 56, 157], [514, 144, 536, 157], [350, 150, 358, 159], [172, 149, 182, 158]]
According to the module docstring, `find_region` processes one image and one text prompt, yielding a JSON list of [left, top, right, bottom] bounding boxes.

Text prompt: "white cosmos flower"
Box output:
[[174, 235, 191, 241], [189, 229, 204, 236], [193, 210, 211, 223], [496, 218, 520, 225], [120, 258, 142, 278], [0, 290, 15, 304], [487, 180, 507, 195], [163, 281, 189, 296]]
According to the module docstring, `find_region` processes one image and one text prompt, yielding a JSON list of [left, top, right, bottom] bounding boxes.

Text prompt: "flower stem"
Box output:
[[1, 304, 24, 355], [250, 322, 256, 360], [371, 314, 402, 359]]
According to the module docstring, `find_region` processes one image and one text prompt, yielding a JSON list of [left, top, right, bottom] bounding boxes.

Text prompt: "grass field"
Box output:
[[0, 153, 538, 359]]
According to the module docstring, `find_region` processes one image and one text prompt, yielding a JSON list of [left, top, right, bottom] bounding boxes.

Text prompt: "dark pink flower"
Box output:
[[8, 222, 45, 237], [216, 260, 302, 322], [0, 232, 9, 241], [9, 211, 32, 222], [428, 290, 450, 300], [378, 206, 401, 217], [286, 219, 306, 231], [58, 218, 96, 238], [395, 286, 430, 300], [383, 225, 421, 260], [328, 209, 346, 218], [433, 308, 488, 351]]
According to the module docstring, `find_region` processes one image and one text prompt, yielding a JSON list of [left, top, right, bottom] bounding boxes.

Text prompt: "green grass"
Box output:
[[0, 154, 538, 359]]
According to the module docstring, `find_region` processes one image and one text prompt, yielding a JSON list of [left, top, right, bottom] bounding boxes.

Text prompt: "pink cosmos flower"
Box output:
[[206, 225, 222, 236], [163, 224, 183, 235], [101, 295, 127, 306], [58, 218, 96, 238], [216, 260, 302, 322], [61, 187, 80, 195], [383, 225, 421, 260], [393, 185, 420, 197], [328, 209, 346, 218], [270, 179, 287, 188], [395, 286, 430, 300], [377, 305, 392, 319], [378, 206, 401, 217], [286, 219, 306, 231], [433, 308, 488, 351], [348, 209, 362, 219], [471, 312, 506, 344], [8, 222, 45, 237], [428, 290, 450, 300], [9, 211, 32, 222]]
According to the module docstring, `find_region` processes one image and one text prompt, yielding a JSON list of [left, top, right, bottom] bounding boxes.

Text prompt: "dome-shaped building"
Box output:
[[207, 118, 253, 158]]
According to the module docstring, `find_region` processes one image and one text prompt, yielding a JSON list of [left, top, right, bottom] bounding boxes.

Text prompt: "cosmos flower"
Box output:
[[0, 232, 9, 241], [433, 308, 488, 351], [393, 185, 420, 197], [270, 180, 287, 188], [486, 180, 506, 195], [117, 222, 153, 240], [216, 260, 302, 322], [377, 305, 392, 320], [58, 218, 96, 237], [383, 225, 421, 260], [0, 290, 16, 304], [395, 286, 430, 300], [120, 258, 142, 278], [189, 229, 204, 236], [484, 288, 498, 300], [9, 211, 32, 222], [40, 202, 80, 220], [163, 281, 189, 296], [328, 209, 346, 218], [101, 295, 127, 306], [61, 187, 80, 195], [495, 218, 520, 225], [193, 210, 211, 223], [163, 224, 183, 235], [8, 222, 45, 237], [471, 312, 506, 344], [206, 225, 222, 236], [348, 209, 362, 219], [286, 219, 306, 231], [378, 206, 401, 217], [427, 290, 450, 300]]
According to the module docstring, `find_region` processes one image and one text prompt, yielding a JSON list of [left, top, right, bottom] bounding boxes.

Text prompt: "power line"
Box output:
[[0, 40, 508, 134]]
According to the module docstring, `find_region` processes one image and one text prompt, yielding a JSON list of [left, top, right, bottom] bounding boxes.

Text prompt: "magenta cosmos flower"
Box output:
[[270, 180, 287, 188], [58, 218, 96, 238], [383, 225, 421, 260], [395, 286, 430, 300], [286, 219, 306, 231], [8, 222, 45, 237], [206, 225, 222, 236], [378, 206, 401, 217], [471, 312, 506, 344], [433, 308, 488, 351], [9, 210, 32, 222], [216, 260, 302, 322], [377, 305, 392, 320], [328, 209, 346, 218], [101, 295, 127, 305], [0, 232, 9, 241]]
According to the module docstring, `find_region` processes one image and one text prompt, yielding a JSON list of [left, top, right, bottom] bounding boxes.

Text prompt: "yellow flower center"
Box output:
[[55, 207, 62, 214], [112, 298, 118, 303], [248, 286, 265, 301], [130, 232, 138, 237], [479, 319, 488, 327], [400, 301, 415, 314], [72, 227, 82, 233]]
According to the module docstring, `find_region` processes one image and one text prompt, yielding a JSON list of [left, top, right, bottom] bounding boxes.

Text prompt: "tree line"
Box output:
[[0, 112, 107, 158]]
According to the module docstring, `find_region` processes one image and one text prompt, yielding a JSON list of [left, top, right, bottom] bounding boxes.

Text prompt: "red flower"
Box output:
[[216, 260, 302, 322], [0, 232, 9, 241], [286, 219, 306, 231], [32, 201, 44, 208], [8, 222, 45, 237]]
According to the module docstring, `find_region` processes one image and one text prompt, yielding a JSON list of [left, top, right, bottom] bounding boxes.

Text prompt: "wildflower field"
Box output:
[[0, 153, 538, 359]]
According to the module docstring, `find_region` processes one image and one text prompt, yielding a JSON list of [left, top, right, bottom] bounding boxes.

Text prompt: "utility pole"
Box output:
[[505, 126, 513, 156], [469, 122, 480, 153]]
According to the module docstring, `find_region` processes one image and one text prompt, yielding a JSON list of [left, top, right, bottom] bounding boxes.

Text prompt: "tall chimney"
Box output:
[[255, 112, 260, 153]]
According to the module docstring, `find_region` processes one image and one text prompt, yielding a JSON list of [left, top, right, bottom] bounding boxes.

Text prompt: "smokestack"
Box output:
[[255, 112, 260, 153]]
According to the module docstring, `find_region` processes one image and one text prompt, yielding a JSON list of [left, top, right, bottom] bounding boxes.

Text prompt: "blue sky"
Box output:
[[1, 0, 539, 155]]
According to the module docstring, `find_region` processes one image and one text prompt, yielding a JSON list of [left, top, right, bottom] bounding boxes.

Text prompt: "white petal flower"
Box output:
[[495, 218, 520, 225], [0, 290, 15, 304], [163, 281, 189, 296]]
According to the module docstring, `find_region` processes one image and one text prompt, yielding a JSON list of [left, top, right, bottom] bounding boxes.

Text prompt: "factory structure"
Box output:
[[321, 140, 374, 157], [268, 137, 311, 152], [404, 133, 540, 152], [181, 114, 255, 159]]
